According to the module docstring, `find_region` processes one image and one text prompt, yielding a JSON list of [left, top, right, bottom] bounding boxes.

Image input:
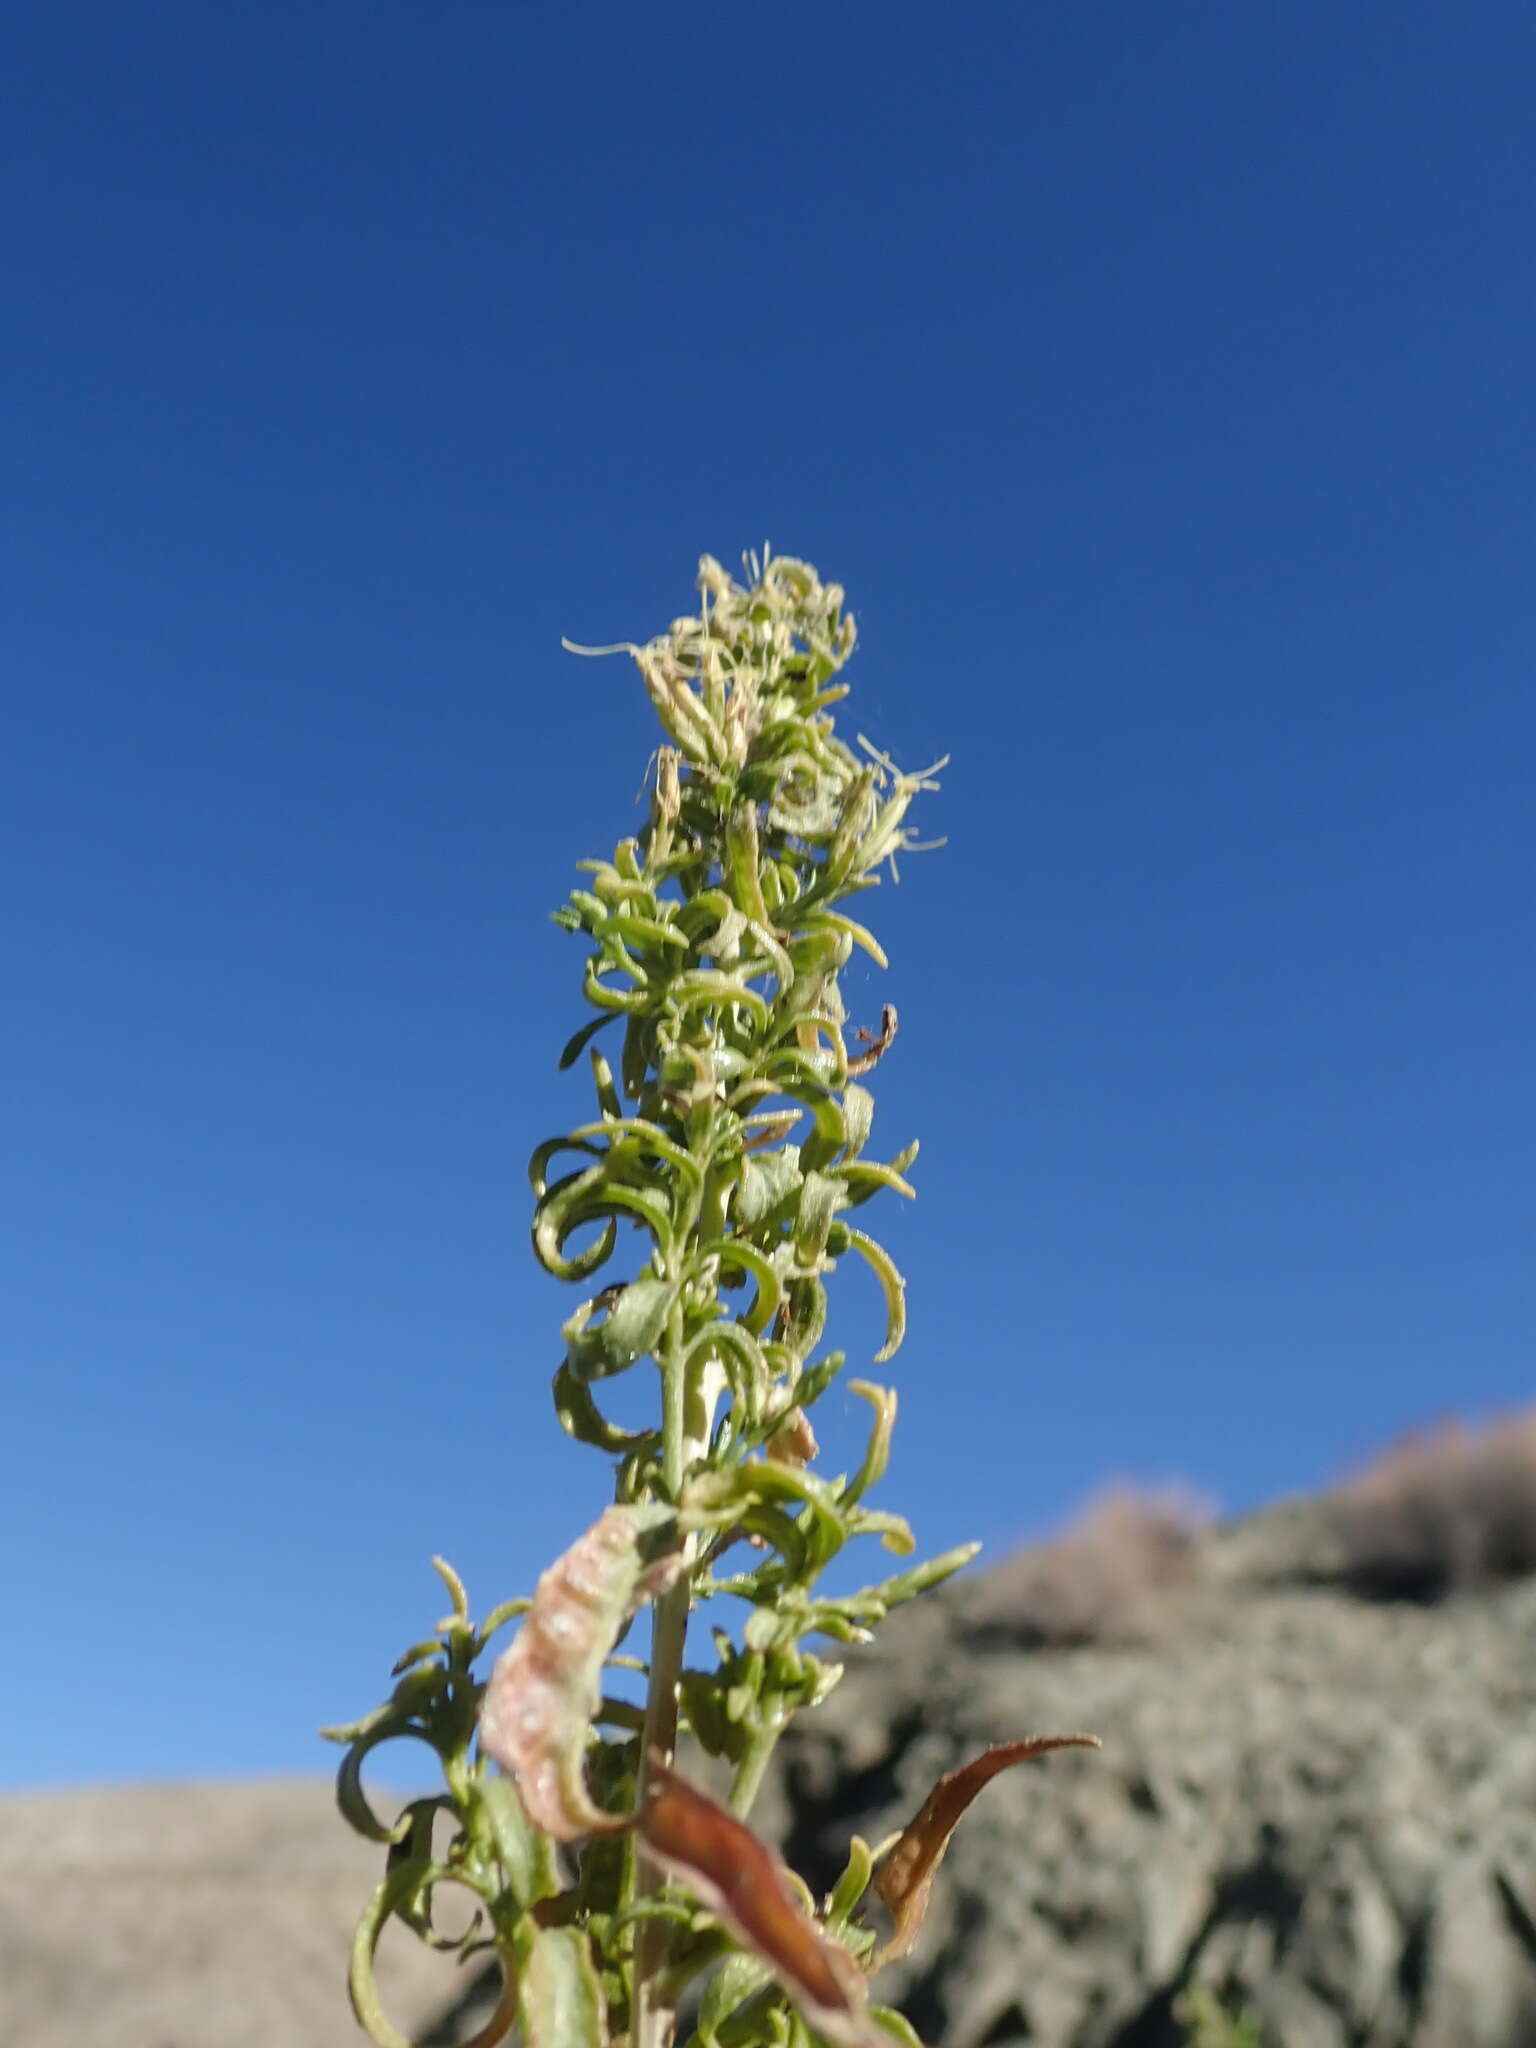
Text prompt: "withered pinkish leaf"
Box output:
[[874, 1735, 1101, 1963], [640, 1761, 896, 2048], [479, 1505, 682, 1842]]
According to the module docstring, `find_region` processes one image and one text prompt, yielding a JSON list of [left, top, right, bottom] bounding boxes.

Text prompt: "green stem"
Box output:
[[632, 1306, 693, 2048], [727, 1713, 786, 1820]]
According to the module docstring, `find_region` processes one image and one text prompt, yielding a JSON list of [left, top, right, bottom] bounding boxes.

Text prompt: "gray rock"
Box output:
[[772, 1505, 1536, 2046]]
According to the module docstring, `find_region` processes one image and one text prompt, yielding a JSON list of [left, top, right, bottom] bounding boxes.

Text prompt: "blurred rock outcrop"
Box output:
[[0, 1779, 471, 2048], [765, 1485, 1536, 2048]]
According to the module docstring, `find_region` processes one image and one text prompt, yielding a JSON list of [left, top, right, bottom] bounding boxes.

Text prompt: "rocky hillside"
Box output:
[[765, 1484, 1536, 2048], [8, 1428, 1536, 2048]]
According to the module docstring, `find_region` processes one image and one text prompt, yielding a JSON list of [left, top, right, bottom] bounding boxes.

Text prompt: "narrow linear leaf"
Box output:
[[866, 1540, 982, 1609], [558, 1013, 616, 1071], [874, 1736, 1102, 1963]]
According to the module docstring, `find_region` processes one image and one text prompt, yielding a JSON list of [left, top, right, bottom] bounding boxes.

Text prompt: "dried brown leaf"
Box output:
[[640, 1761, 895, 2048], [874, 1735, 1101, 1962]]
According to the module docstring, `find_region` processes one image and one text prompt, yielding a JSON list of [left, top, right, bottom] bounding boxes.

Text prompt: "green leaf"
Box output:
[[683, 1460, 848, 1570], [389, 1637, 445, 1677], [867, 2008, 926, 2048], [568, 1117, 703, 1192], [852, 1508, 915, 1556], [430, 1555, 470, 1622], [553, 1360, 659, 1454], [837, 1160, 917, 1206], [696, 1236, 784, 1335], [513, 1923, 609, 2048], [824, 1834, 876, 1930], [840, 1381, 896, 1507], [334, 1720, 420, 1845], [583, 960, 651, 1012], [679, 1667, 748, 1762], [867, 1541, 982, 1608], [780, 1276, 828, 1359], [558, 1013, 616, 1071], [668, 969, 773, 1034], [564, 1274, 679, 1380], [350, 1863, 519, 2048], [696, 1952, 774, 2042], [725, 802, 773, 927], [533, 1166, 675, 1284], [593, 909, 688, 953], [474, 1770, 558, 1909], [840, 1083, 875, 1161], [682, 1319, 771, 1422], [735, 1149, 805, 1231], [841, 1228, 907, 1362], [793, 1172, 842, 1266], [793, 1350, 847, 1407]]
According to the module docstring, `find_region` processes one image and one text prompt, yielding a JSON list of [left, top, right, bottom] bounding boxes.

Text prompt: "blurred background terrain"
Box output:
[[10, 1419, 1536, 2045]]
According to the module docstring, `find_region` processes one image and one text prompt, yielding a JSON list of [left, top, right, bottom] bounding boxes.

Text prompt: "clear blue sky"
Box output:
[[5, 4, 1533, 1789]]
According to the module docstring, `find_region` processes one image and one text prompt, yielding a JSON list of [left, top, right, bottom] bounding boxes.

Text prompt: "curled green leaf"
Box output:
[[671, 967, 773, 1030], [841, 1380, 896, 1507], [431, 1554, 470, 1623], [851, 1508, 915, 1558], [697, 1236, 784, 1335], [682, 1460, 848, 1576], [532, 1168, 619, 1284], [533, 1166, 676, 1285], [682, 1319, 770, 1426], [841, 1227, 906, 1362], [333, 1719, 428, 1845], [553, 1360, 660, 1455], [349, 1862, 519, 2048]]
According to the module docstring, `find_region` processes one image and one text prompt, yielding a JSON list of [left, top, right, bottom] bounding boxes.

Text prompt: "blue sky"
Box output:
[[4, 3, 1533, 1788]]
